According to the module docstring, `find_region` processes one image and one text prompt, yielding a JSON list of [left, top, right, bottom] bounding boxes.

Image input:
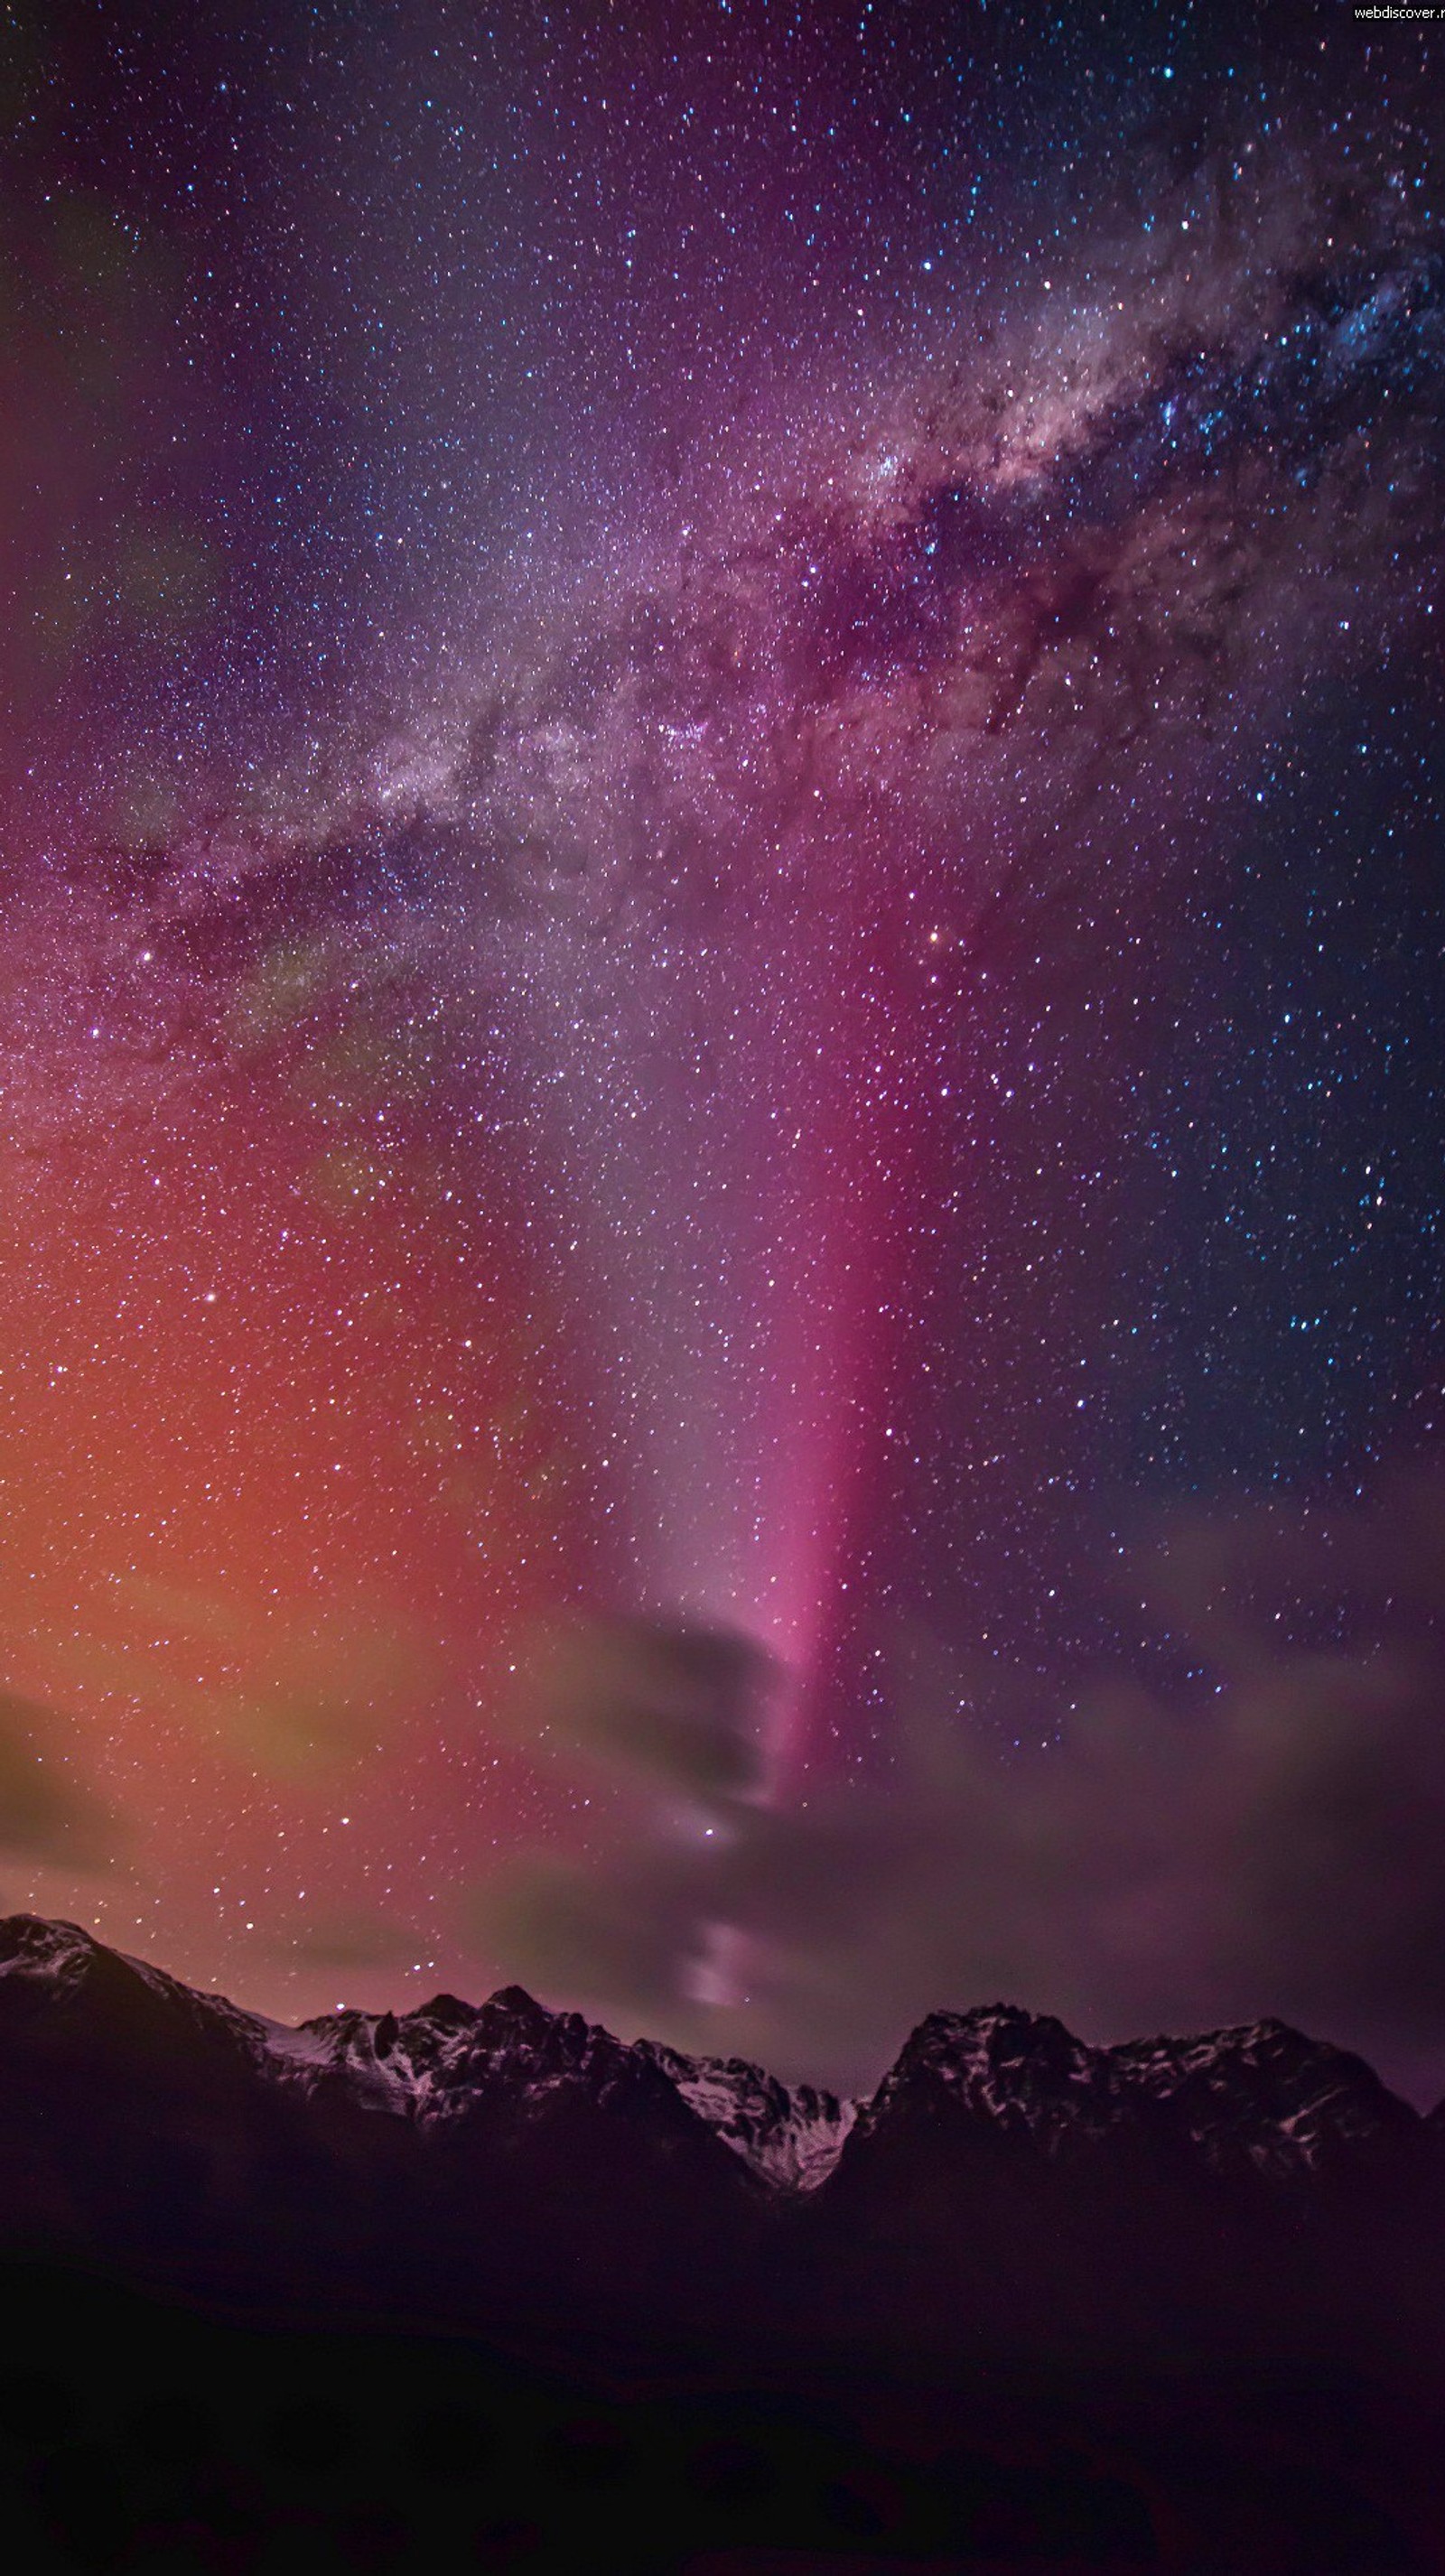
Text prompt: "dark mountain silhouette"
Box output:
[[0, 1916, 1442, 2569]]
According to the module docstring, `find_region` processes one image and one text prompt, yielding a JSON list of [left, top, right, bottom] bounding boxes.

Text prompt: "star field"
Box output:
[[0, 0, 1442, 2086]]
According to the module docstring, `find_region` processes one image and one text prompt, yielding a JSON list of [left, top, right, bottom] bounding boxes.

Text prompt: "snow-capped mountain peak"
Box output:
[[1108, 2017, 1419, 2175], [841, 1999, 1422, 2178], [637, 2039, 858, 2190], [852, 2002, 1127, 2157], [270, 1981, 676, 2134], [272, 1988, 855, 2181]]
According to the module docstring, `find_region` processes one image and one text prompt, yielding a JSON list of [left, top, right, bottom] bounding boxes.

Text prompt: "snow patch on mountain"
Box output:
[[637, 2041, 858, 2190]]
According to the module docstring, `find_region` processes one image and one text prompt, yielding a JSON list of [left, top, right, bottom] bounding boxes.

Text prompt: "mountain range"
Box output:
[[3, 1915, 1445, 2567], [0, 1910, 1440, 2377]]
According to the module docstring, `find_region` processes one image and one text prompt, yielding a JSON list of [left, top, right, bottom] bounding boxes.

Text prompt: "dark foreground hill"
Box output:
[[0, 1914, 1441, 2571]]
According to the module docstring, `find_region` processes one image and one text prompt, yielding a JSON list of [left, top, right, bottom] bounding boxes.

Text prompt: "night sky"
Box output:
[[3, 0, 1444, 2097]]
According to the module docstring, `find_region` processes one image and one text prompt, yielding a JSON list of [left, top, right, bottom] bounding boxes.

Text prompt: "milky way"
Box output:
[[1, 2, 1443, 2081]]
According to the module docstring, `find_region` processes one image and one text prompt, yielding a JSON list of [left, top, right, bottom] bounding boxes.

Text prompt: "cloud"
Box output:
[[465, 1471, 1445, 2102], [509, 1614, 771, 1799], [76, 1580, 438, 1779], [0, 1689, 120, 1871]]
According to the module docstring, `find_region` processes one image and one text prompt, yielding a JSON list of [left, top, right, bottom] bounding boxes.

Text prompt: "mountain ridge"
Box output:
[[1, 1911, 1444, 2413], [0, 1911, 1430, 2190]]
